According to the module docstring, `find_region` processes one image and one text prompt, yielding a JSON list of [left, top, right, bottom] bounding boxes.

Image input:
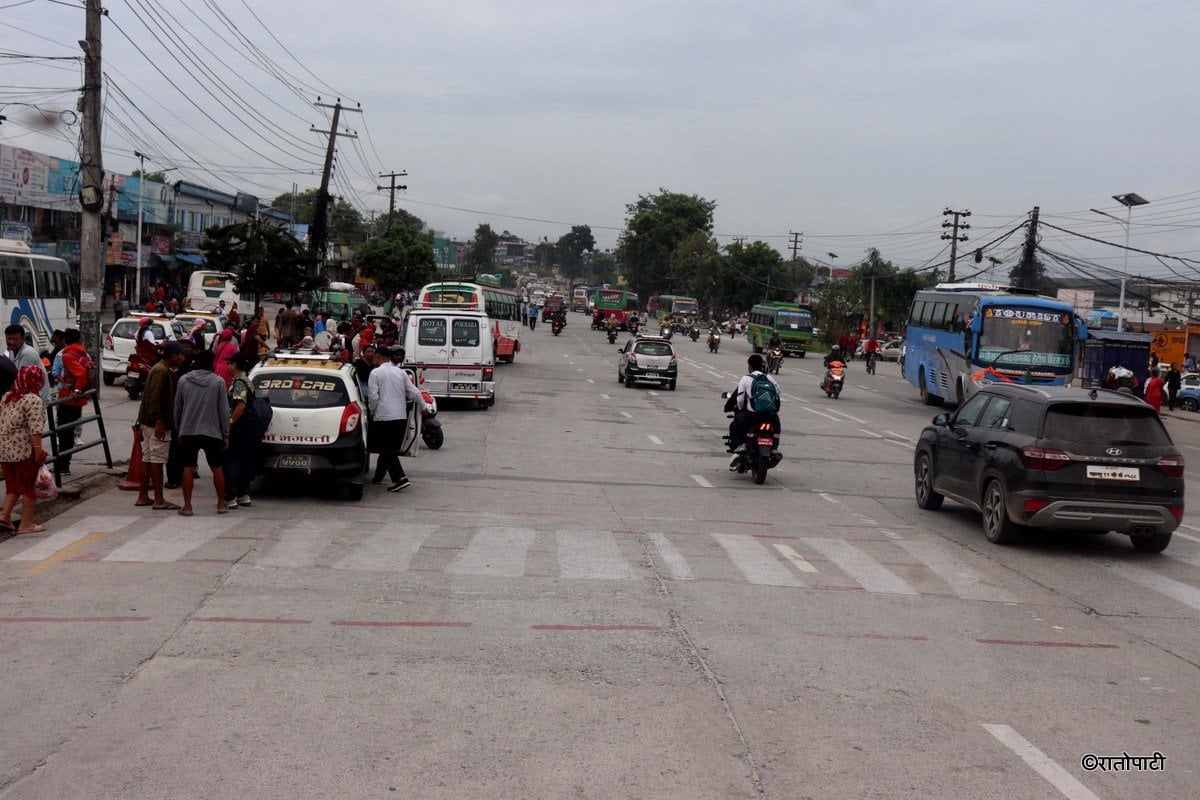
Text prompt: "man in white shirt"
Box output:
[[366, 346, 429, 492], [4, 325, 50, 403]]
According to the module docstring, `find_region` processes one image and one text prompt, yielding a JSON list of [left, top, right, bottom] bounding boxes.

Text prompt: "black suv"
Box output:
[[913, 385, 1184, 552]]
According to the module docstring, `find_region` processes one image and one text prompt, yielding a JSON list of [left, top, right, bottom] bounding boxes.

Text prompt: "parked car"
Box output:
[[1177, 386, 1200, 412], [249, 353, 369, 500], [100, 315, 187, 385], [173, 312, 229, 349], [618, 334, 678, 390], [913, 384, 1183, 552]]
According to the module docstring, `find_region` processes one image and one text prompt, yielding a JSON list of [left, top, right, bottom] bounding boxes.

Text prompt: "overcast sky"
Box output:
[[4, 0, 1199, 283]]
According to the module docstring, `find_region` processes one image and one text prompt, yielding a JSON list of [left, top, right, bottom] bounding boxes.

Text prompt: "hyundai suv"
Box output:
[[913, 385, 1184, 552], [249, 354, 368, 500], [618, 335, 678, 390]]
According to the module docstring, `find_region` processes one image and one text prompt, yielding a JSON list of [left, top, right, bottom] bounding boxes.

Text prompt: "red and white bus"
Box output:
[[416, 280, 522, 362]]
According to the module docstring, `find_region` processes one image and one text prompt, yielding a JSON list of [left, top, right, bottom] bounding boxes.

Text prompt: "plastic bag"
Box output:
[[34, 466, 58, 501]]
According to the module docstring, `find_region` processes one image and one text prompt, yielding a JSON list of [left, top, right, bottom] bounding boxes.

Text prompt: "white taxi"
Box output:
[[101, 315, 187, 385]]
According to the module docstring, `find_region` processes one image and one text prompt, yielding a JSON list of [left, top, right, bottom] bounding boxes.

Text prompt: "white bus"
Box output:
[[186, 270, 251, 311], [0, 239, 75, 350]]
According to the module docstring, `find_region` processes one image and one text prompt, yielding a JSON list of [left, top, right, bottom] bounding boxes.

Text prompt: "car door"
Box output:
[[447, 316, 483, 394], [618, 338, 631, 378], [968, 394, 1014, 495], [413, 316, 449, 396], [940, 392, 993, 496]]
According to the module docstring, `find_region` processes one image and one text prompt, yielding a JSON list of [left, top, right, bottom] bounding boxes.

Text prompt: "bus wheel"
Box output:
[[919, 368, 942, 406]]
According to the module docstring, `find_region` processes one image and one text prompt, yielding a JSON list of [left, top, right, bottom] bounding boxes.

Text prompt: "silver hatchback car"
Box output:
[[618, 335, 678, 390]]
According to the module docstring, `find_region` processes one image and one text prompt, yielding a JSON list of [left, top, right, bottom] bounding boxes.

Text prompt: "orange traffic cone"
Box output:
[[118, 426, 144, 491]]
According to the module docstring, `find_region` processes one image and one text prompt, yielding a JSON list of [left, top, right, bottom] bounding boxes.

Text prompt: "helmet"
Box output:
[[138, 317, 152, 328], [831, 344, 841, 353]]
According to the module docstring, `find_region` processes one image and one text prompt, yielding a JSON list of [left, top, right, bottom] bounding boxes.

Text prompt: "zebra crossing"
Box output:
[[4, 515, 1200, 611]]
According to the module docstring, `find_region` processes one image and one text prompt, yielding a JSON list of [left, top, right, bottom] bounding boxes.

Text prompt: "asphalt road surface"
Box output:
[[2, 314, 1197, 799]]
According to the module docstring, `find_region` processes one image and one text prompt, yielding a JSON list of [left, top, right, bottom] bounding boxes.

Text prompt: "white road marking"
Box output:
[[713, 533, 805, 587], [1172, 529, 1200, 544], [884, 430, 914, 442], [649, 532, 695, 580], [818, 492, 840, 504], [600, 393, 610, 399], [773, 543, 818, 573], [982, 724, 1101, 800], [1186, 445, 1200, 451], [256, 520, 334, 569], [103, 517, 234, 563], [782, 393, 811, 404], [1168, 550, 1200, 568], [586, 378, 595, 384], [332, 524, 436, 572], [796, 368, 813, 374], [897, 540, 1016, 602], [446, 527, 535, 577], [1109, 562, 1200, 611], [707, 371, 724, 378], [6, 516, 138, 562], [826, 408, 868, 424], [858, 428, 883, 438], [619, 411, 632, 418], [691, 475, 713, 488], [801, 406, 841, 422], [647, 435, 663, 445], [883, 438, 910, 447], [801, 538, 917, 594], [648, 390, 659, 396], [557, 530, 636, 579]]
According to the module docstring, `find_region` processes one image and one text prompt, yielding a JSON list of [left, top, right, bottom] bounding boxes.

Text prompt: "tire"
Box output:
[[981, 479, 1021, 545], [125, 382, 141, 401], [799, 350, 806, 358], [345, 482, 364, 501], [914, 452, 944, 510], [1182, 398, 1198, 412], [422, 426, 444, 450], [103, 372, 117, 386], [667, 380, 676, 391], [625, 374, 635, 388], [1131, 532, 1172, 553], [919, 367, 942, 406], [618, 371, 625, 383], [752, 455, 769, 485], [832, 382, 842, 399]]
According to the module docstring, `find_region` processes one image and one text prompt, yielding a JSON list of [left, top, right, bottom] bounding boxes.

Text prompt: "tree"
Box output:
[[355, 227, 437, 296], [668, 232, 721, 313], [617, 190, 716, 299], [556, 225, 595, 284], [465, 223, 499, 273], [201, 217, 319, 306], [271, 188, 367, 244], [716, 241, 787, 314], [132, 169, 169, 182], [533, 239, 557, 271], [370, 207, 428, 240]]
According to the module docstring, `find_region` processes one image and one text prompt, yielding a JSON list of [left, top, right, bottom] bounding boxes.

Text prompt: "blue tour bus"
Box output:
[[903, 283, 1086, 405]]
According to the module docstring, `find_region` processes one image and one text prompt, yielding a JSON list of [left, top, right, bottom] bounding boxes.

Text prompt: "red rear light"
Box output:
[[340, 401, 361, 435], [1156, 455, 1185, 479], [628, 354, 637, 364], [1023, 498, 1051, 513], [1169, 506, 1185, 522], [669, 355, 678, 367], [482, 366, 494, 381], [104, 334, 113, 351], [1021, 446, 1071, 470]]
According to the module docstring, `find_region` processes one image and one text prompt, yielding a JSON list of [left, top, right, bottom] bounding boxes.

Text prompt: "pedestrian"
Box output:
[[352, 343, 377, 396], [278, 301, 299, 348], [173, 349, 230, 516], [47, 330, 65, 389], [1166, 363, 1182, 411], [54, 328, 94, 475], [0, 365, 49, 534], [134, 342, 185, 510], [113, 291, 126, 323], [188, 318, 206, 352], [528, 303, 538, 331], [4, 325, 50, 403], [1144, 368, 1165, 414], [223, 354, 259, 510], [367, 346, 428, 492], [1186, 353, 1196, 373], [212, 328, 239, 389], [240, 313, 265, 365], [227, 301, 241, 329], [255, 306, 271, 354], [1149, 352, 1159, 372]]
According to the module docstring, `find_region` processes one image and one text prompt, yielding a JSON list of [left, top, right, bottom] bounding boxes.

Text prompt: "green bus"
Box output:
[[648, 294, 700, 322], [747, 301, 814, 357]]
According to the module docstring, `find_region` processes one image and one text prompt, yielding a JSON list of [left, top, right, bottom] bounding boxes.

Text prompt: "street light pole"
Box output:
[[134, 151, 145, 307], [1092, 192, 1149, 333]]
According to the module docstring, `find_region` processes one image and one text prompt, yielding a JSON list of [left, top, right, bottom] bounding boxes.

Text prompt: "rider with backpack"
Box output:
[[726, 353, 781, 453]]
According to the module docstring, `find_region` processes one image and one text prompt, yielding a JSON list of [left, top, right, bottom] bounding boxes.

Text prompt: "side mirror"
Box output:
[[932, 412, 951, 427], [721, 391, 731, 399]]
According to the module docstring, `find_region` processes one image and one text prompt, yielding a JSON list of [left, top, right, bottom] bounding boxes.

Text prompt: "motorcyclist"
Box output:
[[768, 331, 783, 351], [592, 308, 604, 329], [605, 315, 619, 342], [134, 317, 161, 365], [822, 345, 846, 392], [726, 353, 781, 452]]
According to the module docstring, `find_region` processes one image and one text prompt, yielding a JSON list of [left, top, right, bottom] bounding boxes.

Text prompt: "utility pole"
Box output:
[[78, 0, 104, 361], [788, 231, 802, 262], [377, 171, 408, 233], [942, 208, 970, 282], [310, 99, 360, 272], [1016, 205, 1040, 291]]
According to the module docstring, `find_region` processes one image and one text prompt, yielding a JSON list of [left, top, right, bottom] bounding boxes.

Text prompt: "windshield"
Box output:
[[776, 310, 812, 330], [254, 374, 349, 408], [672, 300, 698, 316], [977, 306, 1074, 369]]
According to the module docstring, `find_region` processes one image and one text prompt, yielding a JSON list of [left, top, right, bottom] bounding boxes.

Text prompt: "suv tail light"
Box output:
[[1021, 446, 1071, 470], [104, 334, 114, 351], [1023, 498, 1051, 513], [1169, 506, 1185, 522], [482, 366, 494, 382], [1156, 455, 1185, 478], [340, 401, 362, 435]]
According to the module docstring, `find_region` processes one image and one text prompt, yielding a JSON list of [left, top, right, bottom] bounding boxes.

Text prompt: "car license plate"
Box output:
[[1086, 465, 1139, 481], [276, 454, 311, 470], [451, 382, 477, 391], [126, 371, 139, 379], [643, 372, 660, 378]]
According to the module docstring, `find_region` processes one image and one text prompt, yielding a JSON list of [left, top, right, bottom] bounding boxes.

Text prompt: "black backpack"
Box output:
[[232, 379, 273, 442]]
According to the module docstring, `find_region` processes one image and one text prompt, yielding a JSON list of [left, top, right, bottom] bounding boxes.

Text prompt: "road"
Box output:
[[1, 314, 1197, 799]]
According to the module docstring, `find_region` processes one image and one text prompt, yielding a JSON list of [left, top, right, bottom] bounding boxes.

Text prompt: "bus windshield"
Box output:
[[977, 306, 1074, 368], [672, 299, 698, 317], [776, 309, 812, 330]]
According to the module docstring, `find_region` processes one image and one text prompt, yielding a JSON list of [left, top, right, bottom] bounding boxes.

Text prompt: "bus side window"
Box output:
[[0, 268, 17, 297]]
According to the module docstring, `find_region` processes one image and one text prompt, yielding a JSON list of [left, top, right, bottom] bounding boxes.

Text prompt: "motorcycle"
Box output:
[[767, 346, 783, 374], [552, 319, 564, 336], [420, 389, 444, 449], [629, 319, 640, 335], [607, 327, 619, 344], [124, 352, 154, 401], [821, 360, 847, 399], [689, 324, 701, 342], [708, 331, 721, 353], [660, 327, 673, 341], [721, 392, 782, 485]]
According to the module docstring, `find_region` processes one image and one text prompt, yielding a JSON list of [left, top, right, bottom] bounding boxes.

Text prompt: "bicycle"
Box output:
[[865, 350, 878, 375]]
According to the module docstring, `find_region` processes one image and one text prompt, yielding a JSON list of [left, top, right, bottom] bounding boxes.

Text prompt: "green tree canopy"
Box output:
[[271, 188, 367, 245], [716, 241, 788, 314], [354, 227, 437, 297], [668, 232, 721, 313], [556, 225, 596, 283], [465, 223, 499, 273], [617, 190, 716, 299], [201, 217, 319, 306]]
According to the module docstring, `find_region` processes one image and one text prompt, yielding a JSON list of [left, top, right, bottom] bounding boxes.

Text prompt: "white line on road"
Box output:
[[883, 438, 910, 447], [256, 520, 335, 569], [7, 516, 138, 562], [649, 532, 695, 580], [620, 411, 632, 418], [773, 543, 818, 573], [897, 540, 1015, 602], [826, 408, 868, 424], [982, 724, 1101, 800], [600, 393, 610, 399], [707, 371, 724, 378], [332, 524, 436, 572], [587, 378, 595, 384], [1109, 562, 1200, 611], [648, 390, 659, 396], [884, 430, 914, 442], [1172, 529, 1200, 544], [647, 435, 663, 445], [713, 534, 805, 587], [801, 405, 842, 422], [1186, 445, 1200, 451], [446, 527, 535, 577], [818, 492, 840, 504], [858, 428, 883, 438], [104, 517, 235, 563], [802, 538, 917, 594], [690, 474, 713, 488]]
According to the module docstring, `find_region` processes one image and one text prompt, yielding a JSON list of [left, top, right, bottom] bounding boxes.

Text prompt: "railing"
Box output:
[[43, 388, 113, 488]]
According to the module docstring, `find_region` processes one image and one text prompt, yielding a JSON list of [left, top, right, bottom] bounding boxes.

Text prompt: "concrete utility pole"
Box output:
[[78, 0, 104, 360], [377, 171, 408, 233], [788, 231, 802, 262], [941, 208, 970, 282], [1016, 206, 1041, 291], [309, 99, 360, 270]]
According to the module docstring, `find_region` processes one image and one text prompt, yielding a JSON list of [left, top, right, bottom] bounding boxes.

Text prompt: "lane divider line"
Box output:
[[981, 724, 1101, 800]]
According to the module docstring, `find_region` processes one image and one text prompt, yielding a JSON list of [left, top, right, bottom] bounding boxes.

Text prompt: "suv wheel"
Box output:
[[1131, 532, 1172, 553], [667, 379, 676, 391], [914, 453, 944, 510], [103, 372, 117, 386], [345, 482, 364, 501], [1182, 397, 1197, 412], [981, 479, 1020, 544]]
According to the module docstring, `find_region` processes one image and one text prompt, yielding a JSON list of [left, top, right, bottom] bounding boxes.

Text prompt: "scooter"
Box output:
[[708, 331, 721, 353], [124, 352, 154, 401], [607, 327, 619, 345], [821, 360, 846, 399], [689, 324, 701, 342], [767, 346, 783, 374], [660, 327, 673, 341], [629, 318, 640, 335], [721, 393, 782, 485], [420, 389, 444, 449], [552, 319, 564, 336]]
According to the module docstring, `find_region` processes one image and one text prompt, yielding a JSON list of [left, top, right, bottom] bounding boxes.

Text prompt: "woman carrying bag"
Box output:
[[0, 365, 50, 533]]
